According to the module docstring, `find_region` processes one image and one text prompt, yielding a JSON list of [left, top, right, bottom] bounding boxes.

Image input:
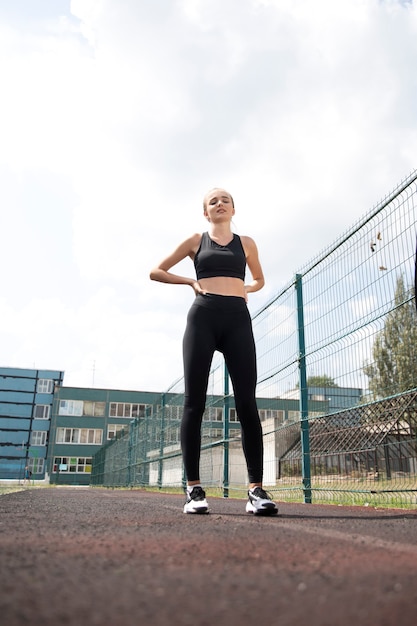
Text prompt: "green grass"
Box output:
[[0, 486, 26, 496]]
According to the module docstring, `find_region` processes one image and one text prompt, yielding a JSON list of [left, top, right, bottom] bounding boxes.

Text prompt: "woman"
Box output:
[[150, 188, 277, 516]]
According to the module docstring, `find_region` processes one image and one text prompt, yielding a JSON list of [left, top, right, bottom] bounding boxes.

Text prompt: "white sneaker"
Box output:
[[246, 487, 278, 515], [183, 486, 209, 514]]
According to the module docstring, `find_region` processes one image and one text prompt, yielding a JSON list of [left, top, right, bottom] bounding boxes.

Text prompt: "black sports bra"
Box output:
[[194, 232, 246, 281]]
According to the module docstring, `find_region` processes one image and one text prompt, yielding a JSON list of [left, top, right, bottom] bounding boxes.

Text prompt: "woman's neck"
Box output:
[[208, 223, 233, 243]]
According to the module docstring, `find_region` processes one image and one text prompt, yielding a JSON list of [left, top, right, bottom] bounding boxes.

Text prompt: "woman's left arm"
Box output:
[[241, 236, 265, 295]]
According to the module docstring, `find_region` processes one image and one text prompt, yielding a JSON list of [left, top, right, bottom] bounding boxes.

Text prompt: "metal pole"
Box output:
[[127, 419, 134, 487], [158, 394, 165, 489], [295, 273, 312, 503], [223, 362, 230, 498]]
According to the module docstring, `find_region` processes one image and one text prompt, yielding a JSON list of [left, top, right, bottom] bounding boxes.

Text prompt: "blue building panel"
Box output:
[[0, 367, 64, 480], [0, 367, 38, 378], [0, 458, 27, 480], [30, 446, 47, 458], [1, 443, 26, 455], [35, 393, 56, 403], [1, 430, 28, 446], [0, 391, 35, 403], [0, 418, 31, 431], [37, 369, 62, 379], [0, 377, 36, 392], [0, 404, 32, 418], [32, 421, 50, 431]]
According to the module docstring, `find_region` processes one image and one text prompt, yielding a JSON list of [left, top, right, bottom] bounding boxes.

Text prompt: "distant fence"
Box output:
[[92, 171, 417, 508]]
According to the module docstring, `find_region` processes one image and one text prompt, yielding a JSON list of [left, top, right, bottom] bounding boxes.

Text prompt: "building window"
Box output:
[[83, 401, 106, 417], [168, 427, 179, 443], [164, 405, 182, 421], [258, 409, 285, 423], [34, 404, 50, 419], [107, 424, 128, 440], [287, 411, 300, 422], [53, 457, 92, 473], [213, 408, 223, 421], [30, 431, 47, 446], [37, 379, 54, 394], [28, 458, 44, 474], [154, 405, 182, 421], [56, 428, 102, 445], [229, 409, 239, 422], [58, 400, 106, 417], [203, 407, 223, 421], [109, 403, 152, 418], [58, 400, 83, 416]]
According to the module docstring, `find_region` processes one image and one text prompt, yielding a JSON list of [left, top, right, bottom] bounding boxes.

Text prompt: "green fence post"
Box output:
[[127, 420, 134, 487], [295, 273, 312, 503], [143, 407, 151, 487], [223, 362, 230, 498], [140, 411, 148, 486], [158, 394, 165, 489]]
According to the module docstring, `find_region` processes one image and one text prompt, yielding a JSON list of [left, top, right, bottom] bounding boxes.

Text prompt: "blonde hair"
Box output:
[[203, 188, 234, 210]]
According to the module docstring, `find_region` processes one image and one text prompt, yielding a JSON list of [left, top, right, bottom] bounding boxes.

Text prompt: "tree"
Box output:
[[363, 275, 417, 399], [296, 375, 338, 388], [307, 375, 338, 388]]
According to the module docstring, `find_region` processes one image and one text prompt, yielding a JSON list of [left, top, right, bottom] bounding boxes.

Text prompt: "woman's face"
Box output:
[[203, 189, 235, 222]]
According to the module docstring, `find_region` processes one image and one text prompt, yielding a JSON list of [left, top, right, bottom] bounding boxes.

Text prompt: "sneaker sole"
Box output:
[[252, 508, 278, 516], [246, 504, 278, 516], [183, 507, 209, 514]]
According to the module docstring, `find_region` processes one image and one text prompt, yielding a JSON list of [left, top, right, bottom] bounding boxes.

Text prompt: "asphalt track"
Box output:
[[0, 488, 416, 626]]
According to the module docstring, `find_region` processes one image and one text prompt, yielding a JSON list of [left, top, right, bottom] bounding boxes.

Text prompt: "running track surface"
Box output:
[[0, 488, 416, 626]]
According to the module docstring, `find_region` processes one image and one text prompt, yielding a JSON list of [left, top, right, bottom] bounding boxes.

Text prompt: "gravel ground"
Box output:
[[0, 487, 416, 626]]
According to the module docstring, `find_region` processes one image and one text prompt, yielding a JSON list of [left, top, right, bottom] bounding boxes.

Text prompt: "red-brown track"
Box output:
[[0, 488, 416, 625]]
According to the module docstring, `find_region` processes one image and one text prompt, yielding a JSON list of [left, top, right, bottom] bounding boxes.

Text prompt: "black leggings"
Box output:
[[181, 293, 263, 484]]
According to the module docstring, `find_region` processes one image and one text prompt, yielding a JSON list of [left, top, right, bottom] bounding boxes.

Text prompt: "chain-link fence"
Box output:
[[92, 171, 417, 507]]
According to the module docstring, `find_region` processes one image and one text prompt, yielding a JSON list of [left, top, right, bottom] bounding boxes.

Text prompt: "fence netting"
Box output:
[[92, 171, 417, 508]]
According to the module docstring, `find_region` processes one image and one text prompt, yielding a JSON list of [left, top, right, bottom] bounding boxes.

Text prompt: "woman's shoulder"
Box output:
[[177, 232, 202, 247], [239, 234, 257, 247], [183, 232, 203, 257], [237, 235, 259, 259], [188, 232, 203, 246]]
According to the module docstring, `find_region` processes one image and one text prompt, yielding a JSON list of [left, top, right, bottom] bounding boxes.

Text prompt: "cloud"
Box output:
[[0, 0, 416, 391]]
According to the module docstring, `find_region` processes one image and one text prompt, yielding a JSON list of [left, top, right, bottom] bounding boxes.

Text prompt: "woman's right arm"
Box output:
[[150, 233, 202, 291]]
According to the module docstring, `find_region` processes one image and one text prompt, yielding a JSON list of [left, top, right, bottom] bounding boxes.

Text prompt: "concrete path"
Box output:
[[0, 488, 416, 625]]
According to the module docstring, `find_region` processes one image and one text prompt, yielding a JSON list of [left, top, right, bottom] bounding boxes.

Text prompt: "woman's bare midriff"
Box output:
[[199, 276, 246, 298]]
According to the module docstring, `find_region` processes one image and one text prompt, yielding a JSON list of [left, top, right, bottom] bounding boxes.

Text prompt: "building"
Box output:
[[48, 386, 161, 485], [0, 367, 64, 480], [1, 365, 331, 486], [48, 385, 329, 486], [280, 385, 362, 413]]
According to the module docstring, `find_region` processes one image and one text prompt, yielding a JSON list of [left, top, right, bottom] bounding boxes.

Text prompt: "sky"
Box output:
[[0, 0, 416, 393]]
